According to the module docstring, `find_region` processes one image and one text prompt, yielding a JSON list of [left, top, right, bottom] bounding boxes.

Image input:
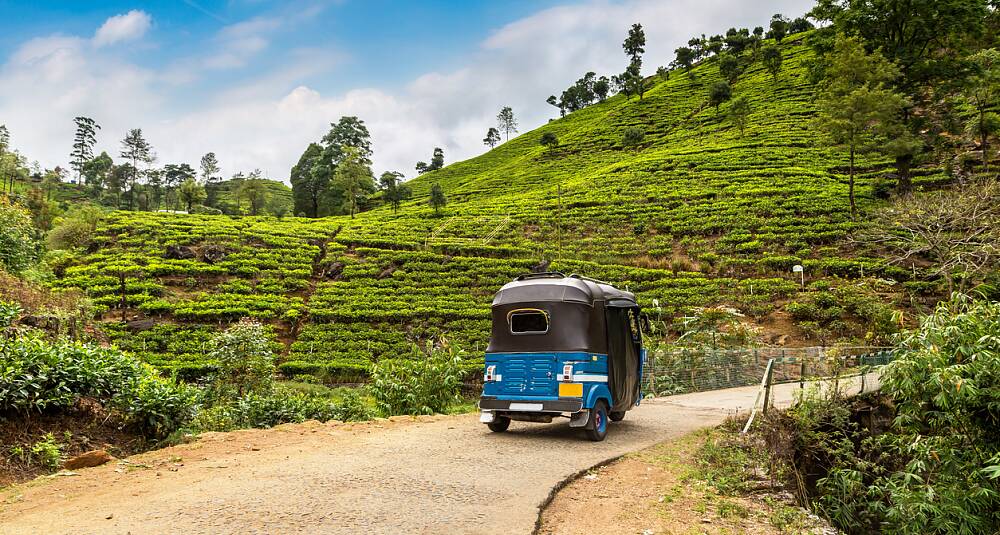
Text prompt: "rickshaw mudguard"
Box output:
[[583, 384, 612, 411]]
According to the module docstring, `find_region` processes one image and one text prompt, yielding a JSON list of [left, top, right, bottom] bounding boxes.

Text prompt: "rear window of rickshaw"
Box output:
[[509, 309, 549, 334]]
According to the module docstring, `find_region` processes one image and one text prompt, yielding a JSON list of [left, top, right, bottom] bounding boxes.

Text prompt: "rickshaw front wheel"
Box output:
[[585, 401, 609, 441], [609, 411, 626, 422], [488, 415, 511, 432]]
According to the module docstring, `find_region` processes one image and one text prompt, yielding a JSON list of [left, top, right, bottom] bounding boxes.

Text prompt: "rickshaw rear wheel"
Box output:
[[609, 411, 626, 422], [488, 415, 511, 432], [585, 401, 609, 441]]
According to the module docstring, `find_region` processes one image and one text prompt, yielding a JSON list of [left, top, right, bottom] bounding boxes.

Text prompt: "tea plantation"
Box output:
[[54, 33, 939, 381]]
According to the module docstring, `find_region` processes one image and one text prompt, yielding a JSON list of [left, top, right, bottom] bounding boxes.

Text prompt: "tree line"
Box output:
[[0, 120, 290, 228]]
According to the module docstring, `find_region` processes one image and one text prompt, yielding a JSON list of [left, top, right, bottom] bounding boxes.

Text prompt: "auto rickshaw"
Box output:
[[479, 272, 645, 441]]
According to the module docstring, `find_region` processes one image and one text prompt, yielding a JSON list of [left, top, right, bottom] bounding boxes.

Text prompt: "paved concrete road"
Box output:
[[0, 375, 876, 535]]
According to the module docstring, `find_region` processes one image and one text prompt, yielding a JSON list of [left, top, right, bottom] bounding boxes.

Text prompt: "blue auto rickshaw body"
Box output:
[[479, 273, 645, 441]]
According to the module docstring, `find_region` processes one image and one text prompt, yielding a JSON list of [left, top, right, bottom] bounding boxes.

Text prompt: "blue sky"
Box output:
[[0, 0, 814, 181]]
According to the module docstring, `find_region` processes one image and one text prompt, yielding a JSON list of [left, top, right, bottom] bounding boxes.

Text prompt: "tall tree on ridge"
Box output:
[[815, 34, 906, 219], [200, 152, 222, 207], [119, 128, 153, 211], [622, 23, 647, 99], [378, 171, 411, 213], [497, 106, 518, 141], [70, 116, 99, 187], [483, 127, 501, 148]]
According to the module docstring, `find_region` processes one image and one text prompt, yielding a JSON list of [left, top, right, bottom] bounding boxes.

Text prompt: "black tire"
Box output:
[[585, 401, 609, 442], [487, 416, 511, 433], [609, 411, 626, 422]]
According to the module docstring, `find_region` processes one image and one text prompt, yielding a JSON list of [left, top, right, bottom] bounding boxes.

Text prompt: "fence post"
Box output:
[[762, 359, 775, 414], [800, 359, 805, 390]]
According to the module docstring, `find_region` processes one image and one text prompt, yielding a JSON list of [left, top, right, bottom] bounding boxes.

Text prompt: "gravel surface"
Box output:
[[0, 376, 875, 535]]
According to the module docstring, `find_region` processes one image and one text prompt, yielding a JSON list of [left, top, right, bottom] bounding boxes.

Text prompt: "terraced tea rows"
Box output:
[[55, 33, 935, 379]]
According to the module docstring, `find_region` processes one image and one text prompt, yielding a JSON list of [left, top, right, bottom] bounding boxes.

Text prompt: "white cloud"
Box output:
[[0, 0, 814, 183], [93, 10, 152, 47]]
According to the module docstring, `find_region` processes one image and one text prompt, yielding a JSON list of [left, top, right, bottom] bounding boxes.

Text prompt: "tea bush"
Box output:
[[370, 347, 463, 416], [0, 336, 198, 438]]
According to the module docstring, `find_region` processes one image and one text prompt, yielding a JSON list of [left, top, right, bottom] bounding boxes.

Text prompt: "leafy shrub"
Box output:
[[622, 126, 645, 148], [0, 199, 41, 273], [207, 320, 276, 397], [370, 348, 463, 416]]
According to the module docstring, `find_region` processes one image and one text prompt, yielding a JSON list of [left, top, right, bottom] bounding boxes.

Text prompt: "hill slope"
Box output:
[[54, 33, 942, 379]]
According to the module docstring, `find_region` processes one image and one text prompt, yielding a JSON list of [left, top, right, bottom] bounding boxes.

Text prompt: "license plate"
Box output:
[[509, 403, 544, 411], [559, 383, 583, 397]]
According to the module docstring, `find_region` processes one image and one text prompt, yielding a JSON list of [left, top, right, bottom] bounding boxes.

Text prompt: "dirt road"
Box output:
[[0, 376, 875, 535]]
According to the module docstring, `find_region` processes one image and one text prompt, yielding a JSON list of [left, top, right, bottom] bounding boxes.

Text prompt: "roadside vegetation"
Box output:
[[712, 296, 1000, 534]]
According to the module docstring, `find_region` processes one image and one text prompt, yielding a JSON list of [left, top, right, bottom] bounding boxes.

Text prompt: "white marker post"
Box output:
[[792, 264, 804, 288]]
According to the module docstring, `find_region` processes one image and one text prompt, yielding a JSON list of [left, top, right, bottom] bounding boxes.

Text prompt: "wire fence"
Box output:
[[641, 346, 896, 397]]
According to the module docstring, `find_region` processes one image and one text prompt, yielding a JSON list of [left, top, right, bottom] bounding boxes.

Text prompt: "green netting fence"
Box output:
[[641, 346, 897, 397]]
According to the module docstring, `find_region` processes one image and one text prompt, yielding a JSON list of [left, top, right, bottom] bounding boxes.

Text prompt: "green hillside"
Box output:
[[52, 32, 943, 380]]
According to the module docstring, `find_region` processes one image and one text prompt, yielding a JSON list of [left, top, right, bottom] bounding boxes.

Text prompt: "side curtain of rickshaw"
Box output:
[[606, 306, 642, 412]]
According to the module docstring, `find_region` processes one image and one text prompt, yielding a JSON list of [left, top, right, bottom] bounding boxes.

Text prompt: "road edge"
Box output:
[[531, 452, 628, 535]]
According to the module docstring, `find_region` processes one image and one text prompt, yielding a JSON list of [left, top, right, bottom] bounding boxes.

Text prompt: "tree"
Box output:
[[333, 146, 375, 218], [768, 14, 788, 42], [815, 34, 906, 219], [119, 128, 153, 210], [594, 76, 610, 101], [107, 164, 129, 208], [789, 17, 814, 34], [178, 177, 206, 212], [706, 35, 724, 56], [708, 81, 732, 113], [809, 0, 989, 90], [41, 168, 63, 201], [724, 27, 750, 56], [82, 151, 113, 198], [539, 132, 559, 151], [199, 152, 221, 207], [719, 53, 740, 82], [378, 171, 411, 213], [483, 127, 501, 148], [860, 179, 1000, 293], [321, 116, 373, 165], [163, 163, 196, 210], [762, 45, 783, 83], [0, 199, 40, 273], [415, 161, 428, 174], [497, 106, 518, 141], [429, 183, 446, 215], [70, 117, 100, 186], [672, 47, 697, 77], [290, 143, 326, 217], [966, 49, 1000, 170], [237, 171, 267, 216], [623, 23, 646, 62], [728, 96, 751, 137], [199, 152, 220, 183], [621, 23, 647, 99], [429, 148, 444, 171]]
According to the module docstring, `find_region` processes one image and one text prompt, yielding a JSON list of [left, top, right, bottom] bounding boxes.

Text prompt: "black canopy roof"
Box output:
[[486, 273, 638, 354], [491, 272, 638, 309]]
